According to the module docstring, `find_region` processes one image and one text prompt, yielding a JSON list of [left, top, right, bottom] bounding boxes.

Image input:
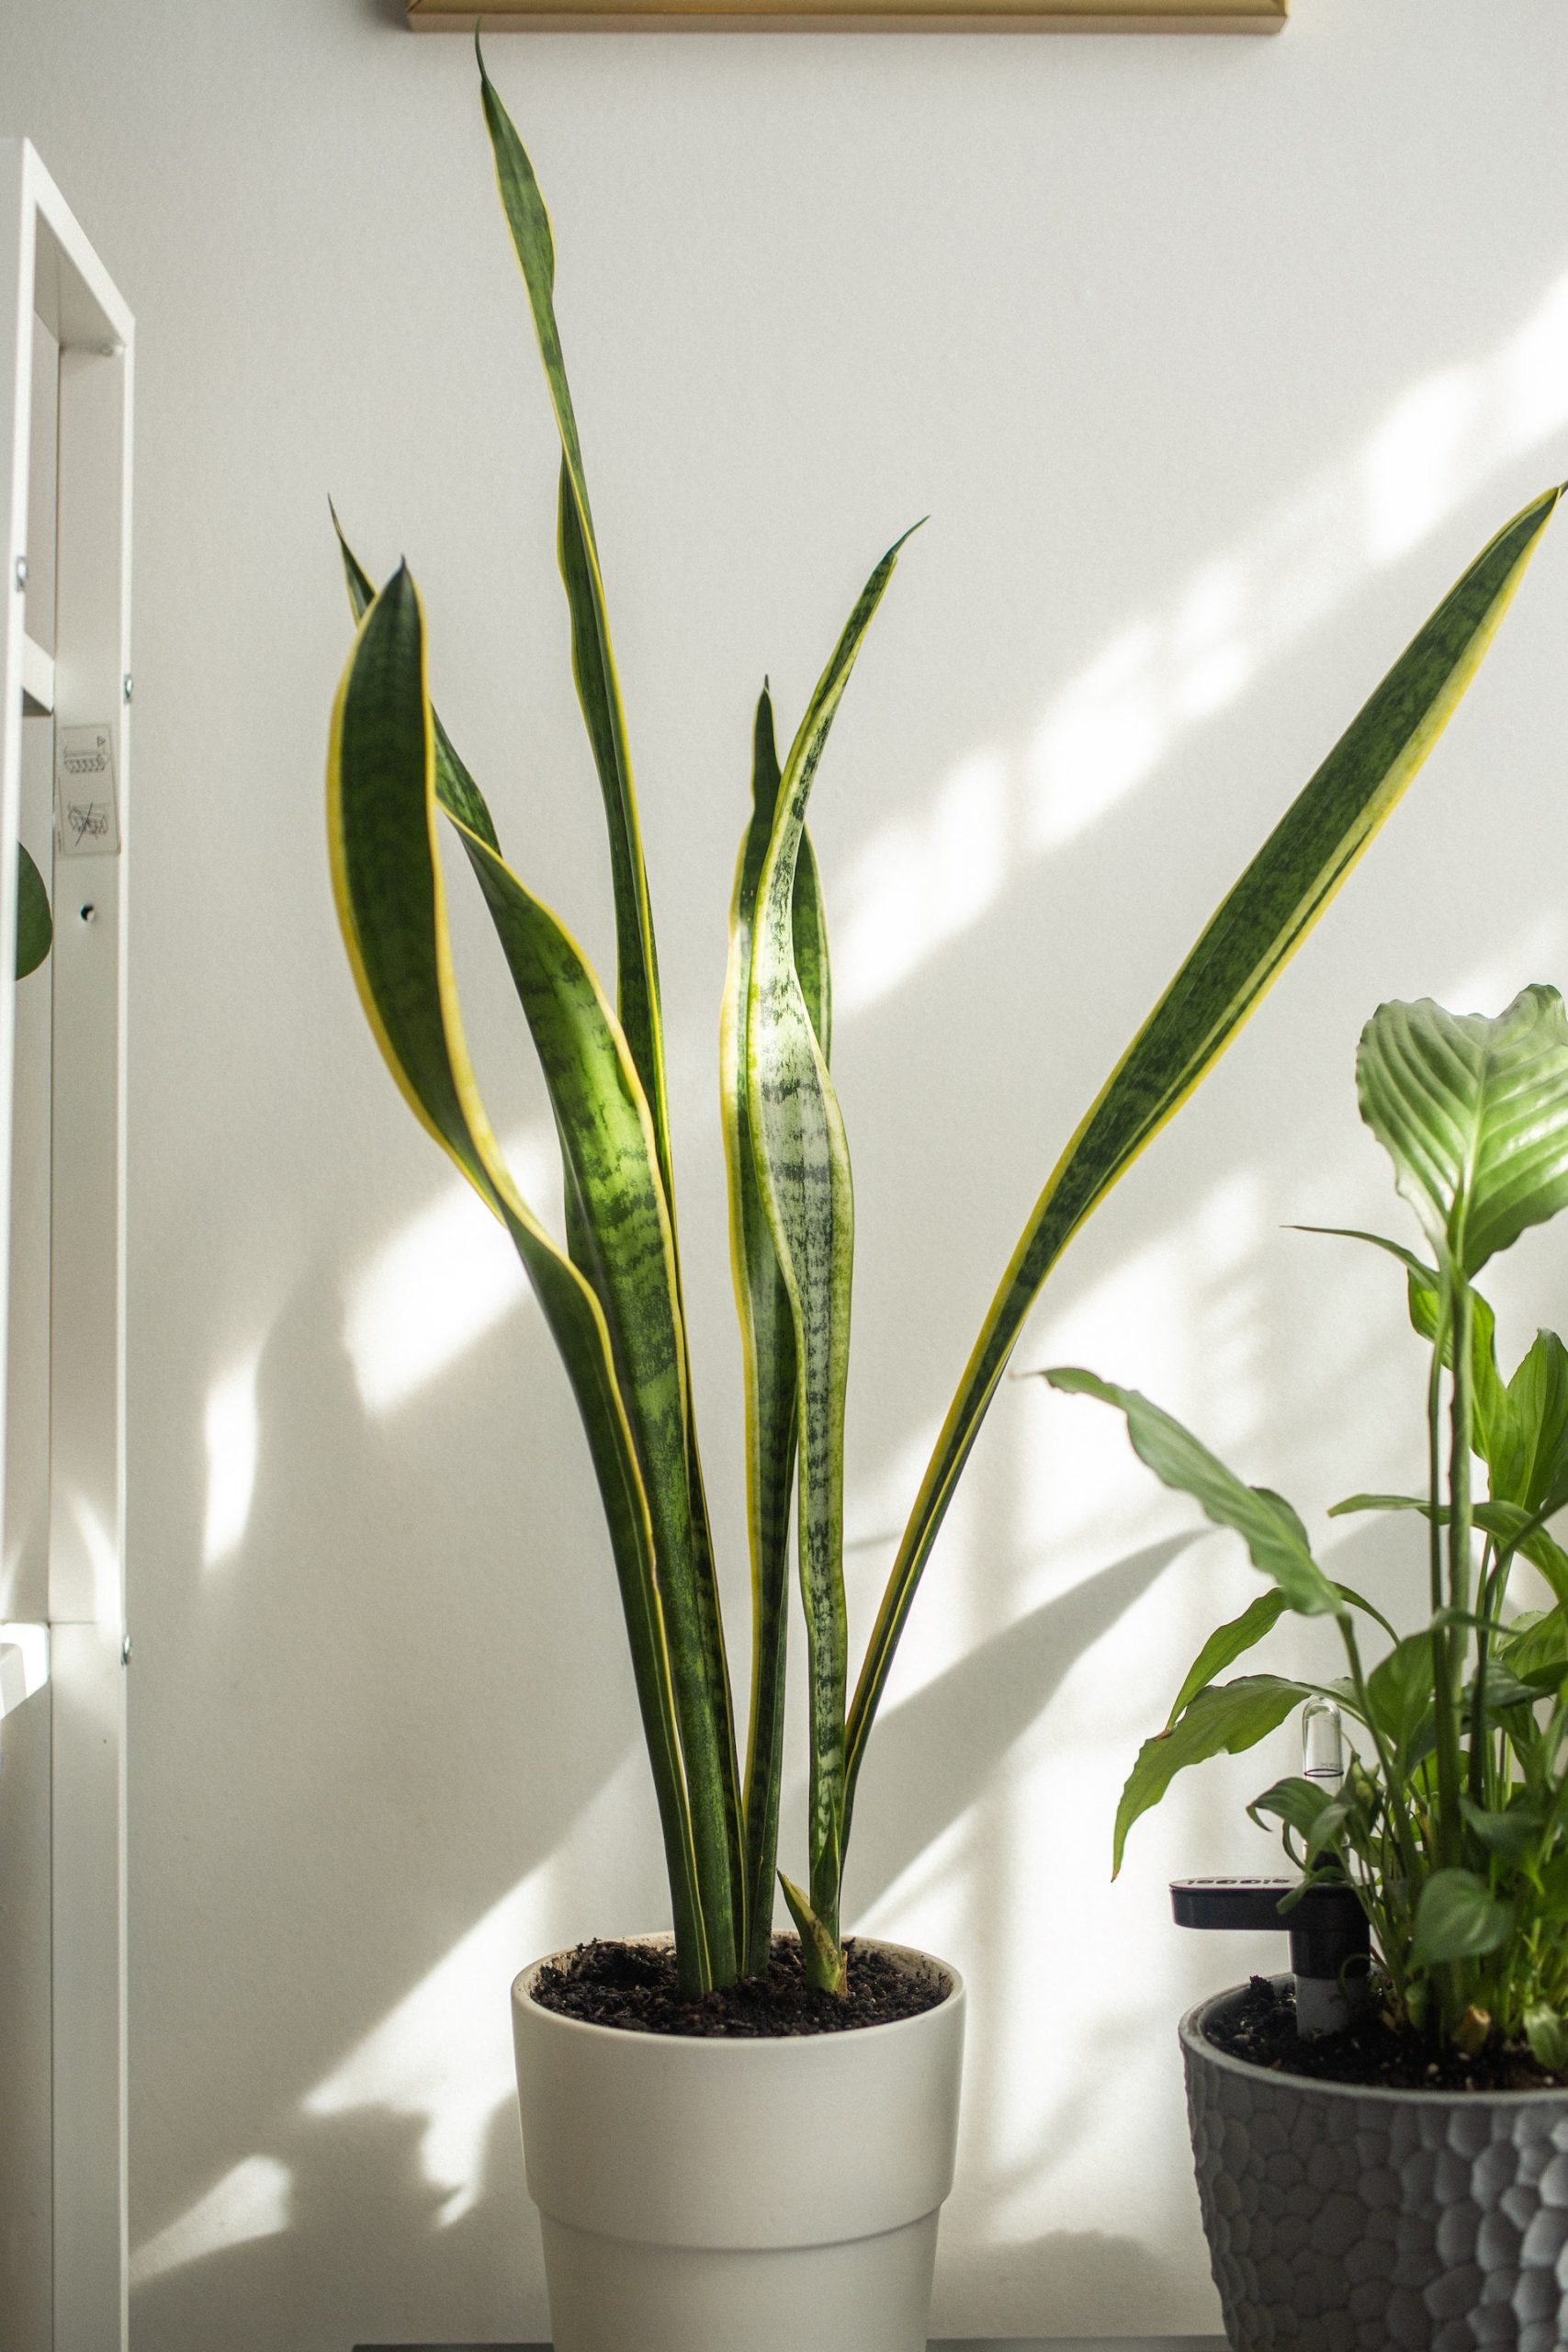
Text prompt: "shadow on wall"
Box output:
[[125, 130, 1568, 2345], [844, 1537, 1195, 1919]]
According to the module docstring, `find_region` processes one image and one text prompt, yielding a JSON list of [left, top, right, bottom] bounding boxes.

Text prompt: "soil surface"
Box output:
[[1208, 1975, 1568, 2093], [530, 1935, 948, 2039]]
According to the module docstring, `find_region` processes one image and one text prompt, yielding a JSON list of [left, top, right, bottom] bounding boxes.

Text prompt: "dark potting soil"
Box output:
[[530, 1935, 947, 2039], [1208, 1975, 1568, 2094]]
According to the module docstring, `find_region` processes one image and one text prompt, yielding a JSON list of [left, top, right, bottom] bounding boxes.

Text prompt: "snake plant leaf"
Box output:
[[477, 49, 672, 1207], [723, 684, 833, 1974], [1114, 1674, 1314, 1875], [1043, 1368, 1346, 1619], [1357, 986, 1568, 1278], [1412, 1867, 1514, 1967], [777, 1870, 845, 1995], [451, 815, 744, 1982], [16, 844, 51, 980], [746, 531, 917, 1980], [1165, 1589, 1289, 1728], [331, 504, 502, 853], [845, 485, 1561, 1815], [326, 560, 713, 1989]]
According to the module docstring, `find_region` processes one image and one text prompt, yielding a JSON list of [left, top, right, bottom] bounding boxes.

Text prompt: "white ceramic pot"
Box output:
[[511, 1934, 965, 2352]]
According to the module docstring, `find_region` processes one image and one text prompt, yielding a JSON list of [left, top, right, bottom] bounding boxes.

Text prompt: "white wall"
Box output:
[[6, 0, 1568, 2341]]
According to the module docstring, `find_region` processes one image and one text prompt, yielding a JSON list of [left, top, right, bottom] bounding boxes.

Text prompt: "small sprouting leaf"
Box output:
[[1166, 1590, 1288, 1727], [777, 1871, 845, 1995], [1303, 1793, 1360, 1868], [1525, 2004, 1568, 2071], [1411, 1868, 1514, 1966], [1045, 1369, 1344, 1619], [1248, 1775, 1335, 1842], [1113, 1674, 1312, 1875], [1454, 2005, 1493, 2059], [1357, 987, 1568, 1276]]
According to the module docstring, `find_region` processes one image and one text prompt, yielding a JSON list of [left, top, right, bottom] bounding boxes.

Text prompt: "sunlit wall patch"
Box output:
[[343, 1125, 555, 1415]]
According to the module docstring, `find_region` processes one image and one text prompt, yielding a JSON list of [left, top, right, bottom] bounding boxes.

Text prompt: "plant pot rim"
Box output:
[[1182, 1974, 1568, 2107], [513, 1929, 964, 2049]]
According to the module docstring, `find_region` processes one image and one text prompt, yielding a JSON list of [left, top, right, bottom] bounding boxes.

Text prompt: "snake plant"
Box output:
[[326, 43, 1560, 1997], [1049, 987, 1568, 2060]]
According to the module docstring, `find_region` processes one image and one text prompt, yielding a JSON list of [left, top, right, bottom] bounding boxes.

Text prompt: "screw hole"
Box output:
[[79, 904, 96, 923]]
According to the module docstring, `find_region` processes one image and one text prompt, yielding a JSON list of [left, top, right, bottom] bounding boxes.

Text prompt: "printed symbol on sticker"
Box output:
[[55, 723, 121, 859], [65, 801, 112, 848]]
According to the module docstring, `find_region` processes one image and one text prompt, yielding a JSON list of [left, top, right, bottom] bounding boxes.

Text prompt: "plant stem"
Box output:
[[1429, 1284, 1465, 1874], [1339, 1616, 1417, 1883], [1470, 1537, 1497, 1810]]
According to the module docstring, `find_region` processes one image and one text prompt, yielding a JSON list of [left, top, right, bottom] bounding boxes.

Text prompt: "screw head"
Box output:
[[122, 673, 133, 705], [13, 555, 26, 591], [120, 1634, 132, 1666]]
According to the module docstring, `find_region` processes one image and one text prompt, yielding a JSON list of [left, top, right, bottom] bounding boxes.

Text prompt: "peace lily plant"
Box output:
[[1051, 985, 1568, 2064], [326, 48, 1562, 2001]]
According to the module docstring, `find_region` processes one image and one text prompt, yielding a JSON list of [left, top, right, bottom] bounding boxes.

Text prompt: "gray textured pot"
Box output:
[[1181, 1978, 1568, 2351]]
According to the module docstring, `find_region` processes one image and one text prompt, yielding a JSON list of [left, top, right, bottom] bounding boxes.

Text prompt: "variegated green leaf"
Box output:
[[331, 504, 502, 852], [326, 563, 712, 1987], [777, 1869, 845, 1996], [723, 684, 831, 1975], [846, 486, 1561, 1816], [477, 50, 673, 1209], [746, 531, 917, 1983], [452, 817, 743, 1984]]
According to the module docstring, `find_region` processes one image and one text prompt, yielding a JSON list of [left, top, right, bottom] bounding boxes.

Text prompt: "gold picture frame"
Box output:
[[411, 0, 1285, 30]]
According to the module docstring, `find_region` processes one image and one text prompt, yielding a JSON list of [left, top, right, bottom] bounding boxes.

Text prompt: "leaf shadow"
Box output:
[[846, 1535, 1196, 1917]]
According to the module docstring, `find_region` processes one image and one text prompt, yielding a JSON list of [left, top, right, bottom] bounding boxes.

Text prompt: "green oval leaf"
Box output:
[[16, 843, 51, 980], [1411, 1867, 1514, 1966], [1044, 1367, 1345, 1619], [1114, 1673, 1311, 1875], [1357, 986, 1568, 1276], [1166, 1589, 1289, 1727]]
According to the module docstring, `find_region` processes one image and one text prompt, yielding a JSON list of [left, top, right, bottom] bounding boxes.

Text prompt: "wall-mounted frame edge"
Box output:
[[408, 0, 1285, 27], [0, 134, 132, 2352]]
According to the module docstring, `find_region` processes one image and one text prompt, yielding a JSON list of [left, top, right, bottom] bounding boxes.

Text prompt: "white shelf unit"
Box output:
[[0, 141, 131, 2352]]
